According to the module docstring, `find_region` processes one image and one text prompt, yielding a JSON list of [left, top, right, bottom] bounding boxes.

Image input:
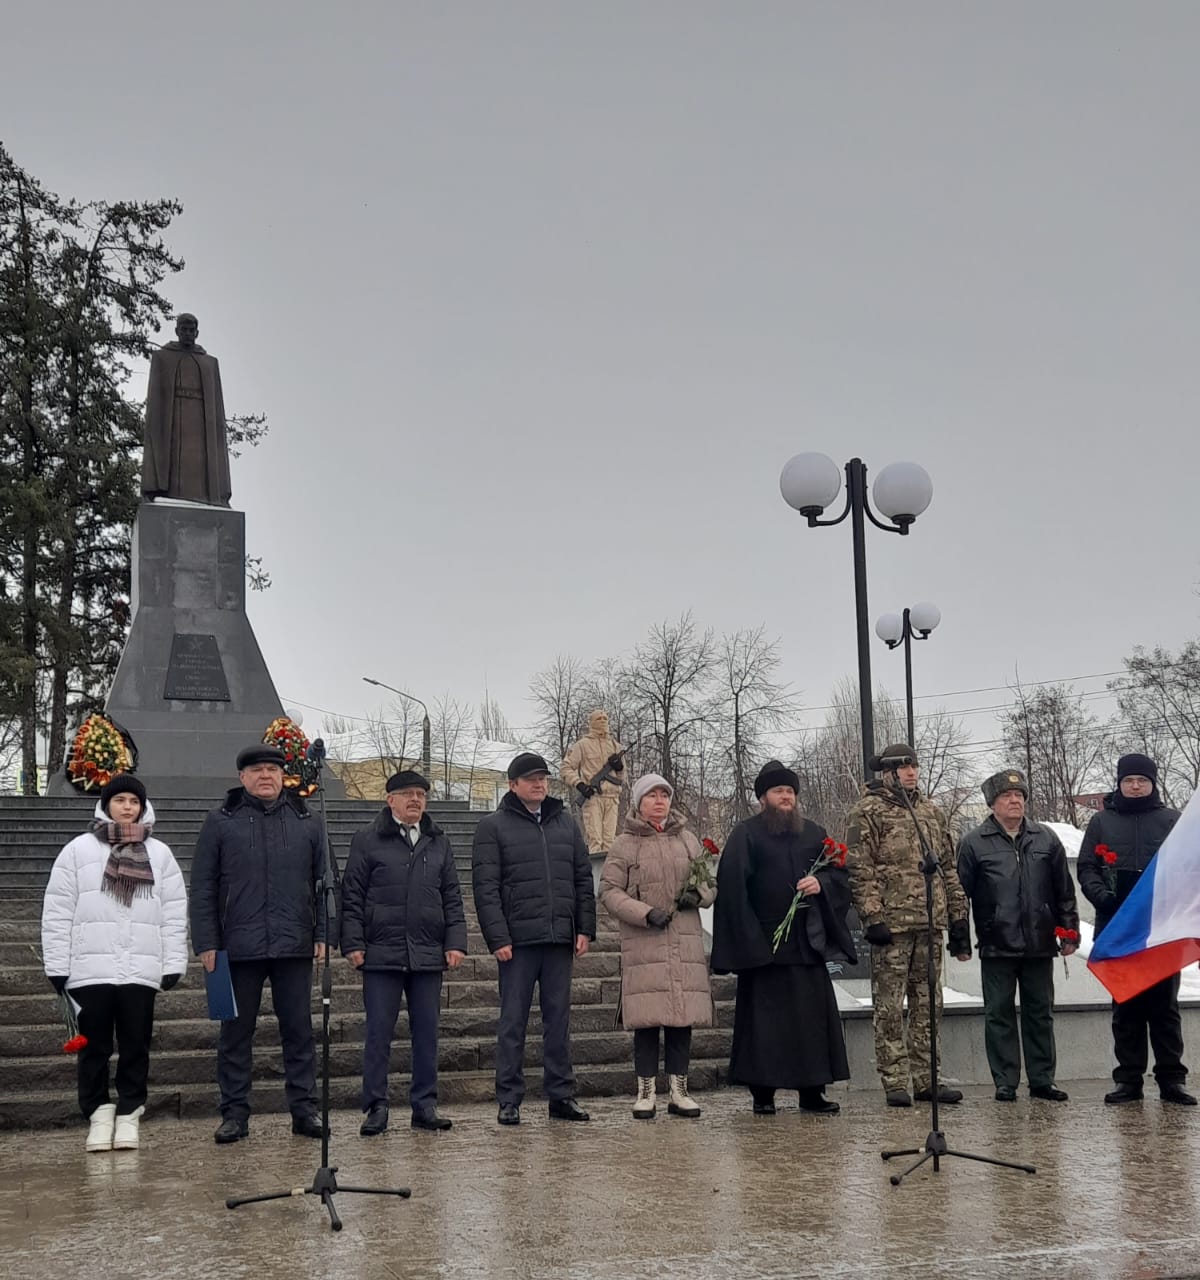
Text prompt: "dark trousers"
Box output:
[[73, 983, 157, 1118], [495, 943, 576, 1107], [633, 1026, 692, 1078], [361, 969, 443, 1114], [218, 958, 317, 1121], [1112, 973, 1187, 1087], [980, 956, 1057, 1090]]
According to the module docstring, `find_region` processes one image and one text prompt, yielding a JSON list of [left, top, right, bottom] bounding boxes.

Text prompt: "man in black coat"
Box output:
[[957, 769, 1079, 1103], [340, 770, 468, 1135], [472, 752, 596, 1126], [711, 760, 855, 1116], [190, 745, 327, 1143], [1078, 753, 1195, 1106]]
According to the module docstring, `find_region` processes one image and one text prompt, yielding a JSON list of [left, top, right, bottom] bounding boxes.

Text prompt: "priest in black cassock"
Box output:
[[711, 760, 855, 1115]]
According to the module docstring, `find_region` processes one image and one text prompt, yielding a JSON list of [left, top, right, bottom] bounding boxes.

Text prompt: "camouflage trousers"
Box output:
[[870, 929, 943, 1093]]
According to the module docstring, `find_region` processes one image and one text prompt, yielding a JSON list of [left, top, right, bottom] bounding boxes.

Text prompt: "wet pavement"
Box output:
[[1, 1082, 1198, 1280]]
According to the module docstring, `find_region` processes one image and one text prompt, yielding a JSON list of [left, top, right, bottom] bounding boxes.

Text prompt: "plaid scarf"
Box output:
[[92, 819, 155, 908]]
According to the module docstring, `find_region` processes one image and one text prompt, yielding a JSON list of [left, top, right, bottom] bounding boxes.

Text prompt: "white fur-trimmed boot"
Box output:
[[667, 1074, 701, 1118], [632, 1077, 657, 1119], [112, 1106, 145, 1150], [86, 1103, 117, 1152]]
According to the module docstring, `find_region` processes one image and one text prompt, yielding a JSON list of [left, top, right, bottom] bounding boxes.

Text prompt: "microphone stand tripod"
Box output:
[[880, 780, 1035, 1185], [226, 740, 412, 1230]]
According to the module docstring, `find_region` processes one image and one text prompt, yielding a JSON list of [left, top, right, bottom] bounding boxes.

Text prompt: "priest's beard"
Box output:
[[761, 802, 803, 836]]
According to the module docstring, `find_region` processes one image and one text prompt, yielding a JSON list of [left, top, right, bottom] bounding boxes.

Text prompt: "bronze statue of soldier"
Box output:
[[141, 313, 232, 506]]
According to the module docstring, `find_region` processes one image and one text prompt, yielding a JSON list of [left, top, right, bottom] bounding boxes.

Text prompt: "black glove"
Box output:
[[947, 920, 972, 958], [646, 908, 671, 929], [161, 973, 182, 991], [865, 923, 893, 946], [607, 753, 624, 771], [576, 783, 597, 801], [676, 886, 702, 910], [48, 975, 69, 995]]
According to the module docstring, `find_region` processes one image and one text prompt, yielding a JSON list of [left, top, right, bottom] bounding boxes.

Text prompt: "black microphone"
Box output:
[[307, 737, 326, 764], [870, 752, 915, 772]]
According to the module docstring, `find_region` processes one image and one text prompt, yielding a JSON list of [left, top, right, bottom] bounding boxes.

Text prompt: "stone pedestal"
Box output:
[[91, 502, 291, 796]]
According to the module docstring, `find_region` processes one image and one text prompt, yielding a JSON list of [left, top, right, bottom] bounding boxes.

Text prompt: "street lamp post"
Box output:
[[875, 602, 942, 748], [780, 454, 933, 777], [362, 676, 432, 778]]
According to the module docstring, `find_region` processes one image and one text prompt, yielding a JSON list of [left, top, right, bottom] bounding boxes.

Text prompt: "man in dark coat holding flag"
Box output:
[[711, 760, 855, 1115], [1078, 753, 1194, 1106]]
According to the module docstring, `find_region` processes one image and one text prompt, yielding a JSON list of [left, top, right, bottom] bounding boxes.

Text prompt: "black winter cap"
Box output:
[[386, 769, 430, 793], [1117, 753, 1158, 784], [99, 772, 146, 814], [507, 752, 550, 780], [236, 744, 287, 770], [754, 759, 800, 798]]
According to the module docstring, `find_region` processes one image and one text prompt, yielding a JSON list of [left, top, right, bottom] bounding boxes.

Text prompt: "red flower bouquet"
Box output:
[[772, 837, 848, 953], [1054, 926, 1080, 977]]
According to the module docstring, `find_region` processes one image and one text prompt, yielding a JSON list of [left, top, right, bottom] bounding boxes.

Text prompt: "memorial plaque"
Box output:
[[164, 632, 230, 701], [826, 906, 871, 982]]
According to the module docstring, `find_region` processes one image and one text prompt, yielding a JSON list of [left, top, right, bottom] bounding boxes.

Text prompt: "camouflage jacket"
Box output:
[[843, 781, 969, 932]]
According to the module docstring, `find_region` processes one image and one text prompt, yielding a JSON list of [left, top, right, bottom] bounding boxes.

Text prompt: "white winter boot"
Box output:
[[86, 1103, 117, 1152], [112, 1106, 145, 1150], [632, 1077, 657, 1119], [667, 1074, 701, 1118]]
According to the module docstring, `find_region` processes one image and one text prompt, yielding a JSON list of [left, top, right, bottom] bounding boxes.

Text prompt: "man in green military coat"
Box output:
[[844, 744, 972, 1109]]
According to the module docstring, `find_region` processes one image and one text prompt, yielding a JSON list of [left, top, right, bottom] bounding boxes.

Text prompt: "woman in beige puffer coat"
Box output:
[[600, 773, 716, 1119]]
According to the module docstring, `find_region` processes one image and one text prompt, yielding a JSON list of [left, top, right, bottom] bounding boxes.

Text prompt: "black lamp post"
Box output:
[[875, 603, 942, 748], [780, 454, 934, 777], [362, 676, 432, 778]]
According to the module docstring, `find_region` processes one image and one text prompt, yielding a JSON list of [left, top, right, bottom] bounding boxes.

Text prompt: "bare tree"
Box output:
[[627, 612, 717, 788], [477, 691, 512, 742], [1110, 641, 1200, 807], [716, 626, 798, 819], [529, 654, 587, 767], [431, 692, 473, 798], [1002, 681, 1108, 826], [324, 701, 418, 799]]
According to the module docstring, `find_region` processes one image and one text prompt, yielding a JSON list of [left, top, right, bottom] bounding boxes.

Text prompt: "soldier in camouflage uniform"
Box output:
[[844, 744, 972, 1109]]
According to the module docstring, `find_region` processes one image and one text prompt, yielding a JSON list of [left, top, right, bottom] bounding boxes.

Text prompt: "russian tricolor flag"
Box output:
[[1088, 787, 1200, 1002]]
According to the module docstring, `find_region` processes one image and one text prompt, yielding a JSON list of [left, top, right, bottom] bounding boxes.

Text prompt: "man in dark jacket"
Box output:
[[957, 769, 1079, 1103], [1078, 753, 1194, 1106], [472, 752, 596, 1126], [190, 745, 328, 1143], [340, 770, 468, 1135], [712, 760, 855, 1115]]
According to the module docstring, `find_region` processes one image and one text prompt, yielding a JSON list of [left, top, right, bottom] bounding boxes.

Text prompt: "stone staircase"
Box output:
[[0, 795, 734, 1128]]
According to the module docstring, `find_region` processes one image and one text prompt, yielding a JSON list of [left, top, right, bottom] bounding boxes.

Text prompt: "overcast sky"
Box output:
[[6, 2, 1200, 763]]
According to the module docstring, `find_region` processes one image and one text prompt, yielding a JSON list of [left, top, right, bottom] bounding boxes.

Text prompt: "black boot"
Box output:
[[1160, 1084, 1197, 1106], [360, 1103, 389, 1136], [798, 1088, 840, 1115], [1104, 1082, 1144, 1105], [751, 1088, 776, 1116]]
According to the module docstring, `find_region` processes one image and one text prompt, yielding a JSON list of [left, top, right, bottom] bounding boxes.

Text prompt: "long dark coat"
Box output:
[[471, 792, 596, 951], [189, 787, 326, 961], [141, 341, 231, 503], [710, 812, 857, 974], [339, 808, 468, 970]]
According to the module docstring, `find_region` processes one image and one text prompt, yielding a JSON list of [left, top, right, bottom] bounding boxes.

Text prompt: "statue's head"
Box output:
[[175, 313, 199, 347]]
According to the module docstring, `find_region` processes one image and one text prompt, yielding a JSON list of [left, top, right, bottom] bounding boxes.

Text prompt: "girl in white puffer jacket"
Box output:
[[41, 773, 188, 1152]]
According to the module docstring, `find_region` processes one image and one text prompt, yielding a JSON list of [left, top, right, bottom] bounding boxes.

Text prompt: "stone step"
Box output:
[[0, 1002, 738, 1056], [0, 1025, 734, 1092], [0, 950, 625, 993], [0, 1059, 728, 1129], [0, 973, 735, 1024], [0, 797, 471, 812]]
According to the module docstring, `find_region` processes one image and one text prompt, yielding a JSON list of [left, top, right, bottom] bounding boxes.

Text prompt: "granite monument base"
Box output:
[[55, 501, 340, 798]]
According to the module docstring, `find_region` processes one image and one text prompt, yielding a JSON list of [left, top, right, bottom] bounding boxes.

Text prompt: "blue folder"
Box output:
[[204, 950, 239, 1021]]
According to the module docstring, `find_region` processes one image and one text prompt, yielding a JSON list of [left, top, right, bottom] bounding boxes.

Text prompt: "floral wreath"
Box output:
[[67, 713, 135, 792], [263, 716, 320, 797]]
